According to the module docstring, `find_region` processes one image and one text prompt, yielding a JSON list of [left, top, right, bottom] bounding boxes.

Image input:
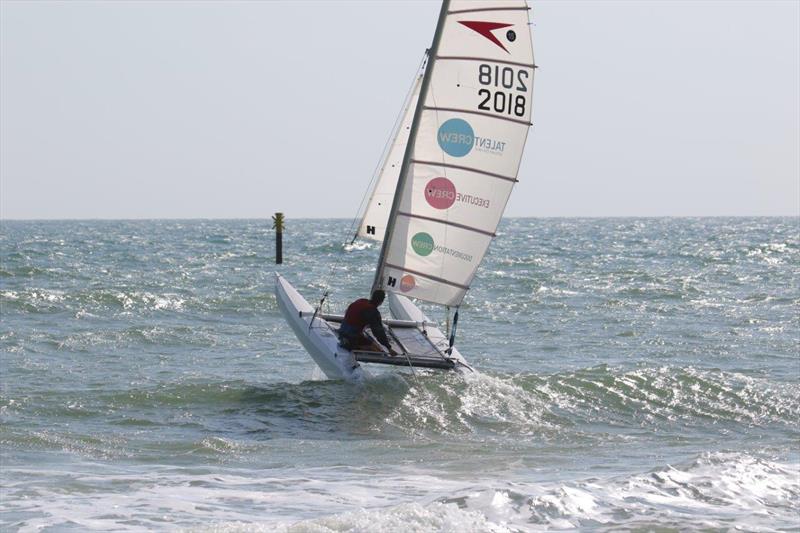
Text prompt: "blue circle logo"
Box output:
[[437, 118, 474, 157]]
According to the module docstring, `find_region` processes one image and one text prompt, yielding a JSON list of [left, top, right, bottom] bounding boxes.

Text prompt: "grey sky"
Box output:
[[1, 0, 798, 219]]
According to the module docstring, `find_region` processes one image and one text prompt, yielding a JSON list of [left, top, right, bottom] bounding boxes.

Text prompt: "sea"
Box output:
[[1, 217, 798, 532]]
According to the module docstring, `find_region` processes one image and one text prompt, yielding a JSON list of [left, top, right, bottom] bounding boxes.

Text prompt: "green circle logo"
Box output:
[[411, 232, 434, 256]]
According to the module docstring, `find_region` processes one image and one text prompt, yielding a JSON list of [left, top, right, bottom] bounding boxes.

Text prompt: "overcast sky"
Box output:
[[1, 0, 798, 219]]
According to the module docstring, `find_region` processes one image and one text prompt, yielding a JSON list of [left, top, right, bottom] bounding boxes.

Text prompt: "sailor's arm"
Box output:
[[363, 308, 396, 353]]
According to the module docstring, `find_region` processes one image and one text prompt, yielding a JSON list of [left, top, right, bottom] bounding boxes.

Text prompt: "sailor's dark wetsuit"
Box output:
[[338, 298, 392, 351]]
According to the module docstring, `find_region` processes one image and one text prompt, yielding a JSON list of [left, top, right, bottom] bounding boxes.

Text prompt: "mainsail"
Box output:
[[374, 0, 535, 306]]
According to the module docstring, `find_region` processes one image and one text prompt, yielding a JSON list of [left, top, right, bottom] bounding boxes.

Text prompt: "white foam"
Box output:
[[384, 370, 552, 436], [264, 502, 504, 533], [343, 241, 372, 252], [3, 449, 798, 532], [202, 452, 799, 531], [524, 451, 800, 530]]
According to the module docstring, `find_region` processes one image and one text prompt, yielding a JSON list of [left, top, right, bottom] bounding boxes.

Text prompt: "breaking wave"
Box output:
[[5, 450, 795, 532]]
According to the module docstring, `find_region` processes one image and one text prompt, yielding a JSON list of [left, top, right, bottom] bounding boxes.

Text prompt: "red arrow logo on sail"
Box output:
[[458, 21, 513, 53]]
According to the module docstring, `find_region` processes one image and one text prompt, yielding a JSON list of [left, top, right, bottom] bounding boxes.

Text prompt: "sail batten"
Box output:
[[384, 263, 470, 290], [375, 0, 534, 307], [437, 56, 536, 68], [422, 105, 532, 126], [411, 159, 519, 183], [397, 212, 496, 237], [448, 7, 530, 15]]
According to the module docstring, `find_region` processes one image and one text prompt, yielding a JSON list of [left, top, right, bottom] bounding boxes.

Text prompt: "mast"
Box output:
[[371, 0, 451, 294]]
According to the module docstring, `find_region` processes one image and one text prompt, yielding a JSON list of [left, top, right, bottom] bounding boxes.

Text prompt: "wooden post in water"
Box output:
[[272, 212, 284, 264]]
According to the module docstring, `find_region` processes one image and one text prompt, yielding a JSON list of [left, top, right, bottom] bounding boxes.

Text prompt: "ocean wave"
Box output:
[[4, 364, 794, 450], [0, 429, 132, 461], [6, 450, 781, 532], [531, 365, 799, 429], [216, 503, 502, 533], [267, 451, 798, 532], [374, 365, 799, 439], [520, 451, 800, 531], [0, 286, 280, 318], [380, 371, 562, 439]]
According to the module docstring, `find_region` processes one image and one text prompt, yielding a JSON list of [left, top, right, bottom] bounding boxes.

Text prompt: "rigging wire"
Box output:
[[345, 50, 429, 247], [316, 51, 430, 303], [402, 351, 420, 385]]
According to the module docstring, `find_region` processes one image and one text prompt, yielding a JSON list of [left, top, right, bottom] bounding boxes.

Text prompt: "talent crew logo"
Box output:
[[437, 118, 506, 157], [425, 177, 490, 210], [411, 232, 473, 263]]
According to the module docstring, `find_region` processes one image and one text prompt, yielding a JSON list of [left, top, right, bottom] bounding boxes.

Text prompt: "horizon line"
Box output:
[[2, 214, 798, 223]]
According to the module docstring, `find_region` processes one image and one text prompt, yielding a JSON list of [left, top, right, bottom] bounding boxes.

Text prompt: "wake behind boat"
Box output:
[[276, 0, 535, 381]]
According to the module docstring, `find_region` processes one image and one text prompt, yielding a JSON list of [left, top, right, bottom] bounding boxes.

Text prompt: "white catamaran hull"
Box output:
[[275, 274, 366, 382], [275, 274, 469, 382]]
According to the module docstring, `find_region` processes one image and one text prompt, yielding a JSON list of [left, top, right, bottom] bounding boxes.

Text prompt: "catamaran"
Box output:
[[276, 0, 535, 382]]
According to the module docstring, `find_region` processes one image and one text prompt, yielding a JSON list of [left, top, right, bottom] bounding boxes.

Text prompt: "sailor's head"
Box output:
[[370, 289, 386, 306]]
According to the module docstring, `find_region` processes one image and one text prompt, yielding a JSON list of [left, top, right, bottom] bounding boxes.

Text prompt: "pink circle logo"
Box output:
[[400, 275, 416, 292], [425, 177, 456, 210]]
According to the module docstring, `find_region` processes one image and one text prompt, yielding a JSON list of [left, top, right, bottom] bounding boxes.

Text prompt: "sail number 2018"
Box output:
[[477, 64, 528, 117]]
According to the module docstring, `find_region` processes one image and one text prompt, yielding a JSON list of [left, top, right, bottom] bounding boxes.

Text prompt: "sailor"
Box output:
[[339, 290, 398, 355]]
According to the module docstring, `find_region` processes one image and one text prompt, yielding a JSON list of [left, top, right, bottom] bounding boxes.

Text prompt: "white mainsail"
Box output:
[[358, 69, 425, 242], [375, 0, 535, 306]]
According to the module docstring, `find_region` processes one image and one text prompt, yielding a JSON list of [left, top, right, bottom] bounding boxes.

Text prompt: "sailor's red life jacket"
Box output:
[[343, 298, 375, 332]]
